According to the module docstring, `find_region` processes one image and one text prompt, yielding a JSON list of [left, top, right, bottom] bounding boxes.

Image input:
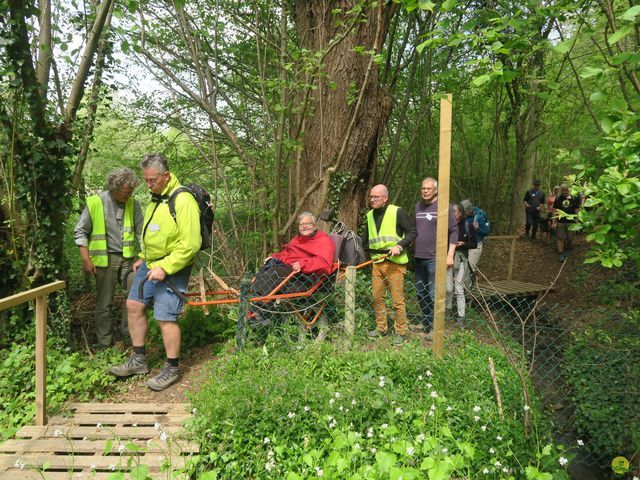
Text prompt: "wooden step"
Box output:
[[0, 403, 198, 479]]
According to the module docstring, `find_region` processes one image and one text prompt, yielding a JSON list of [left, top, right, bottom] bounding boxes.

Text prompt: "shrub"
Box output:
[[564, 310, 640, 463], [188, 333, 572, 479]]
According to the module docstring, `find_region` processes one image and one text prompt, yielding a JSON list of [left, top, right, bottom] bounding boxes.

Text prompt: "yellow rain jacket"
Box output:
[[141, 174, 201, 274]]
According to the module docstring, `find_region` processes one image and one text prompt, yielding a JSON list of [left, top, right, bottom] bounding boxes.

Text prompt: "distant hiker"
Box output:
[[459, 199, 490, 273], [553, 184, 580, 262], [446, 204, 477, 329], [412, 178, 458, 338], [362, 184, 416, 345], [74, 167, 143, 350], [110, 153, 201, 391], [249, 212, 335, 325], [523, 179, 545, 240]]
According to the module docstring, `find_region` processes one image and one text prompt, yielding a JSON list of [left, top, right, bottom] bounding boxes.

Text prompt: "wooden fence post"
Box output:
[[344, 266, 357, 338], [35, 295, 48, 426]]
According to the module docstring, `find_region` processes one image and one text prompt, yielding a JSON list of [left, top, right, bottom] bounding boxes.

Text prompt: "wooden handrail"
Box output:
[[0, 280, 66, 426]]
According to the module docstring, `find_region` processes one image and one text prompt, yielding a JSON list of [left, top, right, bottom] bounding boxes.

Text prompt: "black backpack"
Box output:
[[168, 184, 214, 250]]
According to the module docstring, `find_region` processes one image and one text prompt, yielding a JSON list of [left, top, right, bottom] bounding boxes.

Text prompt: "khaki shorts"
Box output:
[[556, 222, 574, 241]]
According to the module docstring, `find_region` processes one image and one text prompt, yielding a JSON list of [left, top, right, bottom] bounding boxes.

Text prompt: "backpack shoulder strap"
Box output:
[[167, 186, 191, 222]]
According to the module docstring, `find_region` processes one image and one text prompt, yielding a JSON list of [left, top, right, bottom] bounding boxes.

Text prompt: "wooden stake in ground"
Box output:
[[433, 94, 452, 358]]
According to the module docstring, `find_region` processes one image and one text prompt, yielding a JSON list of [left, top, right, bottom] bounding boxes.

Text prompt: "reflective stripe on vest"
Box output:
[[367, 205, 408, 265], [87, 195, 136, 267]]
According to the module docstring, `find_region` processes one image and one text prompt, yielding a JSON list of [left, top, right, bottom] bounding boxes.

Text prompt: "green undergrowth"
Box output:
[[188, 333, 574, 479]]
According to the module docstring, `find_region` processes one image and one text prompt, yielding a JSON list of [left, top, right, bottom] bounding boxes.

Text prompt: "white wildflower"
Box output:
[[426, 383, 433, 389], [483, 468, 489, 474], [441, 447, 448, 453], [426, 370, 432, 376], [118, 444, 126, 453], [502, 467, 509, 473], [495, 461, 502, 467], [407, 446, 415, 456], [416, 433, 425, 443], [418, 375, 423, 381], [90, 464, 97, 471], [474, 416, 480, 422], [191, 407, 197, 415], [132, 423, 138, 428], [473, 405, 481, 412], [96, 423, 103, 430], [430, 403, 436, 411], [287, 411, 296, 419], [304, 406, 310, 412], [329, 398, 335, 406], [329, 419, 337, 429], [154, 422, 161, 430], [381, 423, 388, 430], [14, 459, 25, 470], [265, 460, 275, 471], [263, 437, 270, 444], [496, 435, 503, 441], [54, 429, 63, 437], [335, 392, 341, 399], [481, 425, 487, 431], [339, 406, 344, 412], [429, 410, 434, 416], [349, 422, 353, 429], [315, 466, 324, 477], [378, 377, 386, 387], [146, 439, 153, 447], [489, 448, 495, 454], [370, 447, 377, 454], [395, 407, 404, 414], [367, 428, 374, 438], [353, 443, 361, 450], [352, 399, 357, 405], [109, 464, 116, 471], [160, 431, 168, 443], [446, 405, 453, 411], [577, 439, 584, 446], [559, 457, 568, 467], [430, 391, 438, 398], [524, 405, 530, 411]]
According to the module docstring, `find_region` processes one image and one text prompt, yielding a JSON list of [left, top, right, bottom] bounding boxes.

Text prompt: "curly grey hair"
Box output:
[[140, 153, 169, 173], [106, 167, 140, 192], [298, 211, 316, 225]]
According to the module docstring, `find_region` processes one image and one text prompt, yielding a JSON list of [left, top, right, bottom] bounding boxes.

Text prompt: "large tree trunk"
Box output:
[[291, 1, 396, 231]]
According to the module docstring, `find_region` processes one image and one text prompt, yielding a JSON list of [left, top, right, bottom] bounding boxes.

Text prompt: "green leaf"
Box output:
[[611, 52, 632, 65], [199, 472, 218, 480], [285, 473, 302, 480], [607, 26, 632, 45], [472, 74, 491, 86], [590, 91, 607, 102], [441, 0, 457, 11], [580, 67, 603, 79], [616, 183, 631, 195], [376, 451, 397, 473], [552, 40, 571, 54], [418, 0, 435, 11], [620, 5, 640, 21]]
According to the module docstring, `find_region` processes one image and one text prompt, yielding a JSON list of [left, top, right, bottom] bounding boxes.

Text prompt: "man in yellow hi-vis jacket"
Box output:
[[109, 153, 201, 391], [74, 168, 143, 349]]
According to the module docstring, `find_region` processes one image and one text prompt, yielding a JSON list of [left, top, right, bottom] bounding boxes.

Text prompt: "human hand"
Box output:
[[133, 258, 144, 273], [389, 245, 403, 257], [291, 262, 301, 273], [446, 255, 454, 268], [82, 259, 96, 275], [456, 241, 465, 247], [147, 266, 166, 282]]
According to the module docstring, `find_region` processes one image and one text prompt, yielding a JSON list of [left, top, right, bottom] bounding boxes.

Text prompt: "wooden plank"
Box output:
[[35, 296, 48, 427], [0, 453, 192, 469], [0, 472, 124, 480], [0, 438, 198, 454], [47, 413, 189, 426], [0, 281, 66, 312], [15, 426, 182, 440], [66, 403, 190, 414]]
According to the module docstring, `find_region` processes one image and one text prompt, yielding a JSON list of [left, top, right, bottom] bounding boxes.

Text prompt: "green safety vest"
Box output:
[[367, 205, 408, 265], [87, 194, 136, 267]]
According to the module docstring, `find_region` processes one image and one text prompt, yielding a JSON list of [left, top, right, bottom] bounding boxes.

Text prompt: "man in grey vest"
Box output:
[[74, 168, 143, 349]]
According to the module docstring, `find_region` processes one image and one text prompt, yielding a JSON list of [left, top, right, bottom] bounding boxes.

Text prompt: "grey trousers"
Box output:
[[94, 253, 134, 346]]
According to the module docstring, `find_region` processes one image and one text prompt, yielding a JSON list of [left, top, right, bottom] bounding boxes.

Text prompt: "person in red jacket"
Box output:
[[249, 212, 335, 325]]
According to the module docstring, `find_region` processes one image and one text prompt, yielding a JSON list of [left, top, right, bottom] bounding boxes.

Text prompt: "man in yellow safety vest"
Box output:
[[74, 168, 143, 350], [361, 184, 416, 345]]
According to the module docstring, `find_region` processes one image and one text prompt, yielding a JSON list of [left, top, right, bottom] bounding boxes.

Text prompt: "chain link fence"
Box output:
[[212, 259, 638, 478]]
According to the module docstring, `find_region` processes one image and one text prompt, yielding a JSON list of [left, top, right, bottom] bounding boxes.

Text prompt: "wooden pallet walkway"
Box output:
[[0, 403, 198, 479], [476, 279, 553, 298]]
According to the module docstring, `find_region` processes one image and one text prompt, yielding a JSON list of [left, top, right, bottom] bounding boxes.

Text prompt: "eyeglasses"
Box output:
[[299, 222, 315, 227], [369, 195, 387, 200]]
